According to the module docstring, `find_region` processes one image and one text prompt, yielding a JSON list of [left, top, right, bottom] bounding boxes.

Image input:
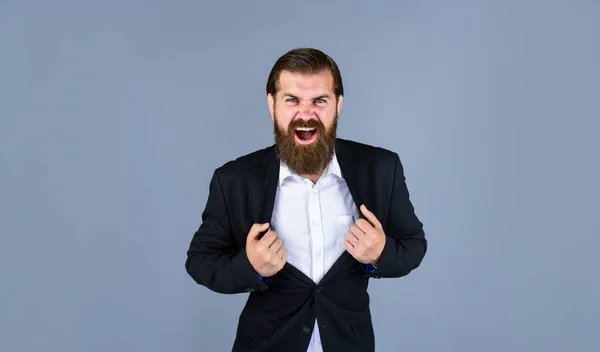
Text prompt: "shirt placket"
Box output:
[[308, 185, 324, 283]]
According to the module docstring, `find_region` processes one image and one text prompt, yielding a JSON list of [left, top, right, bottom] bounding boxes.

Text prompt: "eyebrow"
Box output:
[[282, 93, 332, 100]]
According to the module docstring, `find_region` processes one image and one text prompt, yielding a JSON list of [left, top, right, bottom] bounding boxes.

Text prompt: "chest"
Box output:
[[270, 180, 360, 256]]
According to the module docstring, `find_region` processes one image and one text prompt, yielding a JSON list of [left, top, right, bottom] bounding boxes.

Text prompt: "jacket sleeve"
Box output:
[[185, 169, 268, 294], [366, 153, 427, 278]]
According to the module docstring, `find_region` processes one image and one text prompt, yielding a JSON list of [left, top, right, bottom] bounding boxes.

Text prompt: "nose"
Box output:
[[297, 101, 316, 120]]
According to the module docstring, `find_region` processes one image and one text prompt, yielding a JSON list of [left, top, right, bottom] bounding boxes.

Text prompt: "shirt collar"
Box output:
[[279, 151, 343, 185]]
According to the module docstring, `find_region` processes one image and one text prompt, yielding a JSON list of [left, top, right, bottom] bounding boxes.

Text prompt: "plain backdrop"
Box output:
[[1, 1, 599, 351]]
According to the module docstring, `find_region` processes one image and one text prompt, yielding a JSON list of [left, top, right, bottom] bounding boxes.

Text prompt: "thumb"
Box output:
[[248, 223, 270, 241], [360, 204, 381, 229]]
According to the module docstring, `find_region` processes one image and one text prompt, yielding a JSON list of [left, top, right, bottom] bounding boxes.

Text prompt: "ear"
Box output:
[[336, 95, 344, 115], [267, 93, 275, 121]]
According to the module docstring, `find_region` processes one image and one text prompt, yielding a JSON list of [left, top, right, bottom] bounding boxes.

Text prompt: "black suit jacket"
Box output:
[[185, 138, 427, 351]]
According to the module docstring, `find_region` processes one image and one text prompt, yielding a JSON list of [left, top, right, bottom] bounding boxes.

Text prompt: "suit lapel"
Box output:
[[335, 139, 364, 213], [337, 139, 378, 222], [261, 149, 279, 224]]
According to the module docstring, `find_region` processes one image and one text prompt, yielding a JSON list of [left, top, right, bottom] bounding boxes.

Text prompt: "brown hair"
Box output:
[[266, 48, 344, 99]]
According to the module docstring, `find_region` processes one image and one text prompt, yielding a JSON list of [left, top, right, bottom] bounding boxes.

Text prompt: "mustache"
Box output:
[[288, 119, 325, 130]]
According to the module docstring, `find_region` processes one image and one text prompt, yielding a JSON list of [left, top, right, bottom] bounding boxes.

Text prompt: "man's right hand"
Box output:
[[246, 223, 287, 277]]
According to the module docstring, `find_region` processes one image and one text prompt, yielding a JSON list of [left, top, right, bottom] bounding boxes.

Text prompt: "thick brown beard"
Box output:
[[273, 114, 337, 176]]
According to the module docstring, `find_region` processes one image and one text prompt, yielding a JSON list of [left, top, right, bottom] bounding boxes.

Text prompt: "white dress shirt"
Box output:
[[270, 152, 360, 352]]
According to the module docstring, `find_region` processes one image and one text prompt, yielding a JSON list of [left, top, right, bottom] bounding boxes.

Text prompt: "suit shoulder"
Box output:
[[213, 145, 275, 177], [338, 138, 399, 164]]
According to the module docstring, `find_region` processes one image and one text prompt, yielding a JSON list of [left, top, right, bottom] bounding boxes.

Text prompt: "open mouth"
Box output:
[[294, 127, 319, 144]]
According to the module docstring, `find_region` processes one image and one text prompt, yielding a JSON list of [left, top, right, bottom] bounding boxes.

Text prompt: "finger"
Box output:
[[355, 218, 373, 233], [276, 244, 286, 255], [346, 231, 358, 246], [350, 224, 365, 239], [248, 223, 270, 240], [278, 246, 287, 259], [360, 204, 381, 229], [344, 240, 355, 254], [270, 237, 283, 252], [259, 230, 277, 246]]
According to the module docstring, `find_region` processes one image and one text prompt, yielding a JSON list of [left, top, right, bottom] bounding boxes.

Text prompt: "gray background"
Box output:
[[1, 1, 599, 351]]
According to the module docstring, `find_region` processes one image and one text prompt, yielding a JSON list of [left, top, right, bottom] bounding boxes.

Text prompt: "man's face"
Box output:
[[268, 70, 343, 176]]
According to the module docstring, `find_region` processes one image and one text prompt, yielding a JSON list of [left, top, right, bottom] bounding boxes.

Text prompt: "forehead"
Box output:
[[278, 70, 334, 97]]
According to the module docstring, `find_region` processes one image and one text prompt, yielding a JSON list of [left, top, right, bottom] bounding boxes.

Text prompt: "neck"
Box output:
[[302, 172, 323, 185]]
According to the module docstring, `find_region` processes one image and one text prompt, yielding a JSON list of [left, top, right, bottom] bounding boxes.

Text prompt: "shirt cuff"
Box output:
[[256, 273, 271, 284], [365, 264, 376, 273]]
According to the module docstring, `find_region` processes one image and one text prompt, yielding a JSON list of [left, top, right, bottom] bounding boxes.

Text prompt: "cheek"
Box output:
[[274, 116, 291, 133], [275, 108, 295, 127], [277, 120, 289, 133], [321, 110, 337, 128]]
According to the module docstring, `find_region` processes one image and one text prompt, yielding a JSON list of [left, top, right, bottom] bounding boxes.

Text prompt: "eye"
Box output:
[[315, 98, 326, 104], [285, 97, 297, 103]]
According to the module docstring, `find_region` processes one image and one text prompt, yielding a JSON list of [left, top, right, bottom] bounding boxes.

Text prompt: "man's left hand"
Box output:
[[344, 204, 386, 265]]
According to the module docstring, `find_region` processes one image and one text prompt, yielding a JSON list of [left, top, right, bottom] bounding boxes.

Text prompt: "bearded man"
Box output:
[[185, 47, 427, 352]]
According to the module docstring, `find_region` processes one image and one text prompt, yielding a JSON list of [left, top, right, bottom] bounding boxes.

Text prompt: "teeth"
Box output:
[[295, 127, 316, 131]]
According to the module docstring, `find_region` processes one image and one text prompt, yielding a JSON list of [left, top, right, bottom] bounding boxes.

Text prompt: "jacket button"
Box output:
[[302, 324, 311, 333], [245, 285, 257, 292], [315, 286, 323, 293]]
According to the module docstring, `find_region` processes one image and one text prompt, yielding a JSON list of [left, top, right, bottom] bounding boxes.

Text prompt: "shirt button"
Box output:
[[317, 341, 322, 346], [313, 220, 319, 226], [315, 251, 321, 257]]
